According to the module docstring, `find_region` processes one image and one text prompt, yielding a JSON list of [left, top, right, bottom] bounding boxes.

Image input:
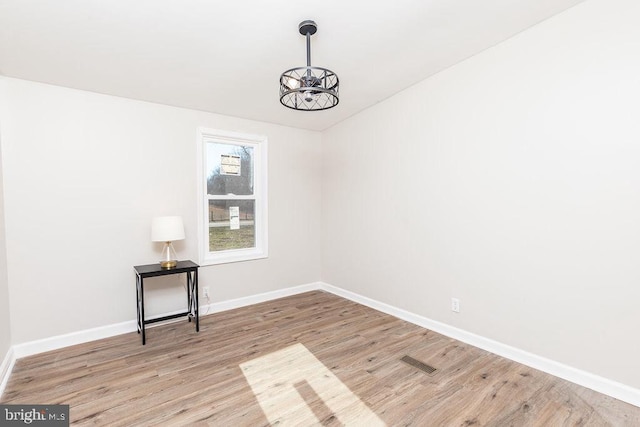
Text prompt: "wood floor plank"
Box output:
[[2, 291, 639, 426]]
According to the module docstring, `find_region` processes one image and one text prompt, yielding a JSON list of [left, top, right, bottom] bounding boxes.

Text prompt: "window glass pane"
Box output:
[[208, 200, 255, 251], [206, 142, 254, 196]]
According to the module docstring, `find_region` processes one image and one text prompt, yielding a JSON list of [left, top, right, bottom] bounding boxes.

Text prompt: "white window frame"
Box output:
[[197, 127, 268, 265]]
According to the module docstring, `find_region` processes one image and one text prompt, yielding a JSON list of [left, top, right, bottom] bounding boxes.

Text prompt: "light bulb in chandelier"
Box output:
[[283, 76, 300, 90], [303, 90, 319, 103]]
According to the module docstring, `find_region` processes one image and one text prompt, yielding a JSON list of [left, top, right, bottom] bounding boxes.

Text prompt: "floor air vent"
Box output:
[[401, 355, 437, 375]]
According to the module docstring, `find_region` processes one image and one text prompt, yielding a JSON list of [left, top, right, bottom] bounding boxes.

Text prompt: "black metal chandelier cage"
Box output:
[[279, 20, 339, 111]]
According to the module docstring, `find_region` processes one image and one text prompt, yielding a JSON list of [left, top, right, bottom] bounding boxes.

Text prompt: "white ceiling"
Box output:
[[0, 0, 585, 131]]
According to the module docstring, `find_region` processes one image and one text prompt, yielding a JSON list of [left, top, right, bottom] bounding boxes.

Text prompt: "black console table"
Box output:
[[134, 260, 199, 345]]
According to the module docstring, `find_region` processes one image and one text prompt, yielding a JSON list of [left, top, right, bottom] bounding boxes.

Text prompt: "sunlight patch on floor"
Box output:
[[240, 343, 386, 426]]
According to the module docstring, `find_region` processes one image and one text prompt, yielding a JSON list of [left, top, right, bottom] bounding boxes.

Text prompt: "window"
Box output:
[[197, 128, 268, 265]]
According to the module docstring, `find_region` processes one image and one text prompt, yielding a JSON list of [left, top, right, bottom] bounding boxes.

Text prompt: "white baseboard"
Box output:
[[3, 280, 639, 408], [12, 320, 137, 359], [319, 282, 640, 408], [0, 346, 16, 398], [202, 282, 320, 314]]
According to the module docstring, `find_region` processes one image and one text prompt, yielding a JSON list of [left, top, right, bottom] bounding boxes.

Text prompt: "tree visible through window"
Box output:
[[198, 128, 268, 265]]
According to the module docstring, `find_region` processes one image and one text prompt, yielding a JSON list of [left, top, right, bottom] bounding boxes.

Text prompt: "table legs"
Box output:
[[186, 270, 199, 332], [135, 274, 146, 345]]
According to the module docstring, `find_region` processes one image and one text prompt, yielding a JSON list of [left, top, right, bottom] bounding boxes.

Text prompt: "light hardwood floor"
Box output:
[[2, 291, 639, 426]]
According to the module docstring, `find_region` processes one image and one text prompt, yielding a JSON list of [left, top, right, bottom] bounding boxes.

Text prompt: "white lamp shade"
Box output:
[[151, 216, 185, 242]]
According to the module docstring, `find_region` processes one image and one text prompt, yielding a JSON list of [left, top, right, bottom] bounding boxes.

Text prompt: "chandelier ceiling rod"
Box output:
[[300, 19, 316, 67], [305, 28, 311, 67], [302, 20, 315, 82]]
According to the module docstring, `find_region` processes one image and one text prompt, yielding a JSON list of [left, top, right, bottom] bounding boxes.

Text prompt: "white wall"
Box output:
[[322, 0, 640, 389], [1, 77, 322, 344], [0, 78, 12, 363]]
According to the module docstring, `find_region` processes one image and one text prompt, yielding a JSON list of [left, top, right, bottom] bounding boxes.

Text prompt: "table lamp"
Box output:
[[151, 216, 185, 268]]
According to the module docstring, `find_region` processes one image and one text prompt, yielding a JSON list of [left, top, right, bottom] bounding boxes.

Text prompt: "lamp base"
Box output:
[[160, 260, 178, 269], [159, 241, 178, 269]]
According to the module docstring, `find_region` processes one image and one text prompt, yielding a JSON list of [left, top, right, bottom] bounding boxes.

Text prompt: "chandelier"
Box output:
[[279, 20, 339, 111]]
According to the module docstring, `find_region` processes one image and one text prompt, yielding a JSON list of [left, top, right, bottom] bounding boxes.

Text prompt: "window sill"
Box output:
[[199, 249, 268, 266]]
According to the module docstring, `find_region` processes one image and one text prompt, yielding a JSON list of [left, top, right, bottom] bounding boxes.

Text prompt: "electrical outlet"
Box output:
[[203, 287, 210, 298], [451, 298, 460, 313]]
